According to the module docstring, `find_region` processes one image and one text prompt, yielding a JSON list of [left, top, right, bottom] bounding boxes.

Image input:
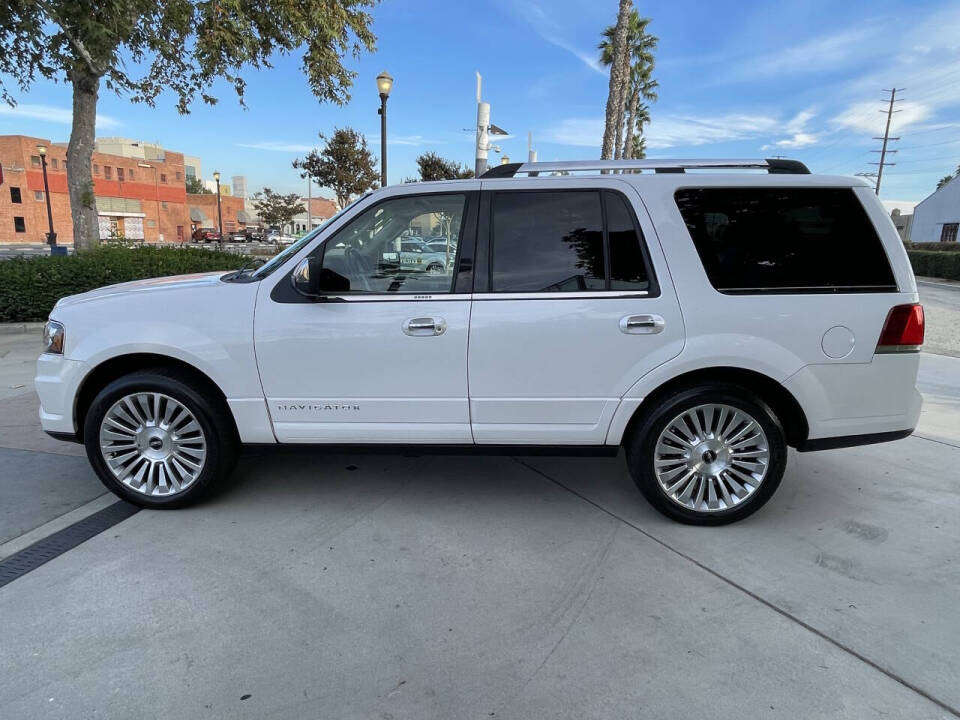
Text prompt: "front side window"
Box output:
[[675, 187, 896, 293], [319, 193, 466, 294], [489, 190, 651, 293]]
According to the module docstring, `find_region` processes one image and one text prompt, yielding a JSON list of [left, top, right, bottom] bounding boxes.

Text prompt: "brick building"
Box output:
[[187, 192, 251, 235], [0, 134, 248, 244]]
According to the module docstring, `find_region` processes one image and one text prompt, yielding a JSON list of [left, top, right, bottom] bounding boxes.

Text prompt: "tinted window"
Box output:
[[605, 191, 649, 291], [491, 191, 605, 292], [10, 187, 21, 203], [675, 188, 896, 293]]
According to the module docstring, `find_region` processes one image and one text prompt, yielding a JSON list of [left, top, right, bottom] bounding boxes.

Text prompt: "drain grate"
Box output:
[[0, 501, 140, 589]]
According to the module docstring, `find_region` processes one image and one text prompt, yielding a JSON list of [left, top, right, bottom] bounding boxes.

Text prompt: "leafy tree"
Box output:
[[416, 152, 474, 181], [600, 0, 633, 160], [293, 128, 379, 208], [936, 165, 960, 191], [185, 176, 211, 195], [0, 2, 377, 250], [600, 9, 657, 160], [252, 188, 303, 230]]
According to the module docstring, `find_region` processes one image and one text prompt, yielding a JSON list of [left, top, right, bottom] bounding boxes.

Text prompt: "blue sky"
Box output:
[[2, 0, 959, 208]]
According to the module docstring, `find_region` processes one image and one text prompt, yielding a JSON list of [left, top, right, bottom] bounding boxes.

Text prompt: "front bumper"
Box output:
[[35, 353, 89, 437]]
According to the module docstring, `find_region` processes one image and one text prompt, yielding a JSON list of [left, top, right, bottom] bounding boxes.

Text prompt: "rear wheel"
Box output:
[[83, 369, 238, 509], [625, 385, 786, 525]]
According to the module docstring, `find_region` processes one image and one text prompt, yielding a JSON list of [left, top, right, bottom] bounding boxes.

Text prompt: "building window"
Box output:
[[160, 173, 167, 183], [14, 217, 25, 233], [10, 187, 22, 203], [104, 166, 112, 180], [51, 158, 59, 169], [34, 190, 44, 201], [117, 167, 125, 181], [30, 155, 40, 168], [175, 171, 182, 180], [161, 201, 168, 209], [941, 223, 959, 243], [226, 221, 236, 232], [93, 164, 100, 175], [128, 169, 134, 180]]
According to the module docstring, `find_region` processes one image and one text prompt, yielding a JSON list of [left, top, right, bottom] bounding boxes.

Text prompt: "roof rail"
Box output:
[[481, 158, 810, 179]]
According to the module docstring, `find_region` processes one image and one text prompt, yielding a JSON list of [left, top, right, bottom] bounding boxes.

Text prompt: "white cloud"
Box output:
[[762, 109, 820, 149], [237, 141, 315, 152], [832, 101, 932, 133], [504, 1, 604, 74], [0, 103, 119, 129], [543, 113, 782, 150], [366, 134, 446, 147]]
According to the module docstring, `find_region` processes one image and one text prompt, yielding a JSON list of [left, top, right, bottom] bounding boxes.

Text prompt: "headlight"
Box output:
[[42, 320, 65, 355]]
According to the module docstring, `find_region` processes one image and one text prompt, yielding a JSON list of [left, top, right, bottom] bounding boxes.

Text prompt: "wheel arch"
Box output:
[[74, 353, 238, 444], [618, 366, 809, 449]]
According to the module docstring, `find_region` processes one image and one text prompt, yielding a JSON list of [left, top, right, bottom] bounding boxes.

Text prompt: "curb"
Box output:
[[0, 322, 45, 335]]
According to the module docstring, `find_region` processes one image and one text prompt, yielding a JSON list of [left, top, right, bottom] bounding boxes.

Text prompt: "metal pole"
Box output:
[[528, 132, 537, 163], [875, 88, 898, 196], [40, 155, 57, 247], [379, 93, 388, 186], [215, 177, 223, 247], [475, 72, 489, 177], [306, 174, 311, 236]]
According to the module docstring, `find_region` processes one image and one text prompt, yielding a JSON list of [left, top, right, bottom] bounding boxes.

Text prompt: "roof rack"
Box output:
[[481, 158, 810, 179]]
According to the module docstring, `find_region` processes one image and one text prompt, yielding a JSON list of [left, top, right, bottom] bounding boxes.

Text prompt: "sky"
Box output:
[[2, 0, 959, 210]]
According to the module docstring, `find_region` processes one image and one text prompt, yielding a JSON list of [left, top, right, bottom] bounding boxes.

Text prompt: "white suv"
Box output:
[[35, 159, 924, 524]]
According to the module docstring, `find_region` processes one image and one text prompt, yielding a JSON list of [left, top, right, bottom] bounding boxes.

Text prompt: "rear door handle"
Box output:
[[403, 317, 447, 336], [620, 314, 665, 334]]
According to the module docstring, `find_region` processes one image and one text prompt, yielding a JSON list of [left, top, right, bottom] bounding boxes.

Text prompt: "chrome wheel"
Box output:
[[654, 403, 769, 513], [98, 392, 207, 497]]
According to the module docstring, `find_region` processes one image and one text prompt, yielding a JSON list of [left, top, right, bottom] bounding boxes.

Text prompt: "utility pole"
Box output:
[[870, 88, 903, 196], [528, 132, 537, 163], [475, 73, 490, 177]]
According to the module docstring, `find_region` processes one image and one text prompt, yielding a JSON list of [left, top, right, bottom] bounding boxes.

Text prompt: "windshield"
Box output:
[[249, 193, 371, 279]]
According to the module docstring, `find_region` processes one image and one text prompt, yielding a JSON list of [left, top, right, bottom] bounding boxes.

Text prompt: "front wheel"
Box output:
[[625, 385, 787, 525], [83, 369, 238, 509]]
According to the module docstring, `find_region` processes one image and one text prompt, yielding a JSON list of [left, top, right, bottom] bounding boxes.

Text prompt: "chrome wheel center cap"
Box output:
[[137, 425, 173, 461]]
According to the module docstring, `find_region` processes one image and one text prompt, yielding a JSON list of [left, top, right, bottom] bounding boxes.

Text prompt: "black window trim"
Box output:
[[673, 186, 899, 296], [270, 189, 479, 304], [475, 187, 660, 299]]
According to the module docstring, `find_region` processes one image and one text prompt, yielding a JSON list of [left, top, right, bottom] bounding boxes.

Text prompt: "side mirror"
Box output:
[[292, 257, 321, 297], [291, 257, 351, 298]]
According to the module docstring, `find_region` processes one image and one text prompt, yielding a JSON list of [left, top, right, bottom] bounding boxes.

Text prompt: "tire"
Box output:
[[83, 368, 238, 509], [426, 263, 444, 274], [625, 384, 787, 525]]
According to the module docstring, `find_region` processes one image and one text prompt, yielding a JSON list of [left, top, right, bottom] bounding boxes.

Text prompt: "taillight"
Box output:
[[876, 304, 924, 352]]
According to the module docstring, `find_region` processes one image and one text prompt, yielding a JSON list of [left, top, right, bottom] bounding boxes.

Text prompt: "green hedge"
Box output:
[[907, 250, 960, 281], [0, 245, 247, 323], [905, 242, 960, 252]]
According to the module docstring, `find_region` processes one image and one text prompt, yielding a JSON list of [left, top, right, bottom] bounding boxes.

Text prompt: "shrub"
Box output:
[[904, 242, 960, 252], [0, 245, 247, 323], [907, 250, 960, 281]]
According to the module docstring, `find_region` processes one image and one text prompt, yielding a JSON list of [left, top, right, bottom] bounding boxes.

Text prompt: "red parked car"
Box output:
[[191, 227, 222, 243]]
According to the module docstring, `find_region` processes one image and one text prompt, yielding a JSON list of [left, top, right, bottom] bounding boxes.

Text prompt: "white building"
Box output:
[[232, 175, 248, 198], [911, 177, 960, 243]]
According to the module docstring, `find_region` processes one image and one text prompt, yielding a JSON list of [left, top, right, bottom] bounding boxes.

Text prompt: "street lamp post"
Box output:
[[376, 71, 394, 187], [213, 171, 223, 247], [36, 144, 57, 250]]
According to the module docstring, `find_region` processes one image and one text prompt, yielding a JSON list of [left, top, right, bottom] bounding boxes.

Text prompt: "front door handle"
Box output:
[[403, 317, 447, 336], [620, 314, 665, 334]]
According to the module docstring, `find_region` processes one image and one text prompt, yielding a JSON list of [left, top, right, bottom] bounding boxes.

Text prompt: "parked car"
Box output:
[[424, 239, 457, 256], [37, 158, 923, 524], [191, 227, 221, 243]]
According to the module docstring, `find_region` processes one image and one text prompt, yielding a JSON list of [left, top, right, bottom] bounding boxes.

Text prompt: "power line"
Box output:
[[867, 88, 903, 195]]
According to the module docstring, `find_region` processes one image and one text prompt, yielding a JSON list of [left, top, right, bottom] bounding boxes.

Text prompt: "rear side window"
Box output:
[[490, 190, 651, 293], [675, 188, 896, 293]]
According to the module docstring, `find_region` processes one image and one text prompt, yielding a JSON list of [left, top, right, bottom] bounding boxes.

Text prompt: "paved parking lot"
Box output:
[[0, 285, 958, 719]]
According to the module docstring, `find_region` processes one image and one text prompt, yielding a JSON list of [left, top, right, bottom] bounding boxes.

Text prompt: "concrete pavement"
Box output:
[[0, 287, 958, 719]]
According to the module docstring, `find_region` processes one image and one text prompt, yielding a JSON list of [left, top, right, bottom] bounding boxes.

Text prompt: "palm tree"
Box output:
[[936, 164, 960, 191], [623, 63, 657, 159], [600, 0, 633, 160], [599, 9, 657, 160]]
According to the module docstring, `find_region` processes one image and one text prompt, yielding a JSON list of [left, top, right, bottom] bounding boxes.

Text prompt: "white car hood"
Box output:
[[54, 272, 228, 309]]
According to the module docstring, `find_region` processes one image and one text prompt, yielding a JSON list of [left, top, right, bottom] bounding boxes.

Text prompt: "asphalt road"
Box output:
[[0, 290, 958, 718]]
